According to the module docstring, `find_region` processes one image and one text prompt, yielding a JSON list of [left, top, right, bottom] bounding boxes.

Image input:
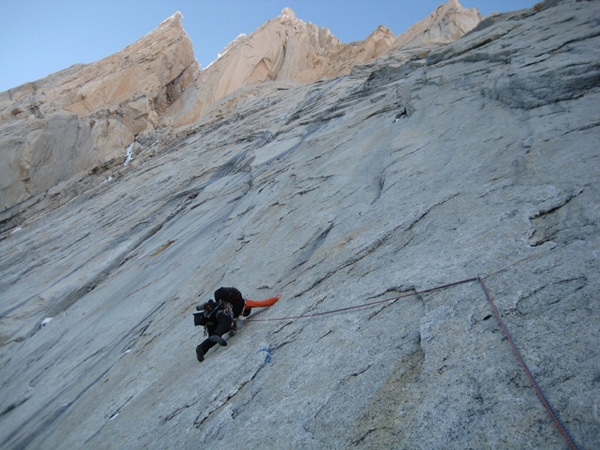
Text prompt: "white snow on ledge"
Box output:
[[124, 143, 134, 166]]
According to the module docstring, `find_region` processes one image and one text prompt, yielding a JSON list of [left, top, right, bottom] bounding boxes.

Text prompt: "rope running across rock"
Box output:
[[247, 276, 580, 450]]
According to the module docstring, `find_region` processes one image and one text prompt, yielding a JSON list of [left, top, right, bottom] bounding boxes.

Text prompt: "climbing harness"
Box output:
[[247, 276, 580, 450]]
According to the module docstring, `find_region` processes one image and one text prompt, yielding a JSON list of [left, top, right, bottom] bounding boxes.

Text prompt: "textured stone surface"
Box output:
[[392, 0, 482, 49], [0, 12, 199, 228], [1, 0, 599, 449], [0, 2, 481, 231], [176, 2, 482, 125]]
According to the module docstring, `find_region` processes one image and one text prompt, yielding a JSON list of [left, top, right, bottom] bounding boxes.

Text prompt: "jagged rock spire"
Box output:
[[280, 7, 296, 20]]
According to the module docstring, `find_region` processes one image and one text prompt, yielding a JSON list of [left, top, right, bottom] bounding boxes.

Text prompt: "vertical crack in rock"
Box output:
[[163, 398, 203, 423], [405, 193, 462, 233]]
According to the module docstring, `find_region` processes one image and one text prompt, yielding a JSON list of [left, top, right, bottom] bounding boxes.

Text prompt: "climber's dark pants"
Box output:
[[198, 312, 233, 354]]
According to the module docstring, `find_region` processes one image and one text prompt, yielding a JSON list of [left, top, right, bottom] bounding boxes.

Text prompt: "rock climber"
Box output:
[[193, 286, 281, 362], [194, 298, 233, 362]]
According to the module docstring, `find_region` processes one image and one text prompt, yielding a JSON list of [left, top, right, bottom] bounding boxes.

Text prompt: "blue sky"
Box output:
[[0, 0, 536, 92]]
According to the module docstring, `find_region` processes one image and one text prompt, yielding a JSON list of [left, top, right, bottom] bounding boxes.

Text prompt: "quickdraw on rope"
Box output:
[[247, 276, 580, 449]]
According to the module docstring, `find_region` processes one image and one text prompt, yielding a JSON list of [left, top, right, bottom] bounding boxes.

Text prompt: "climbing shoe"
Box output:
[[196, 345, 205, 362]]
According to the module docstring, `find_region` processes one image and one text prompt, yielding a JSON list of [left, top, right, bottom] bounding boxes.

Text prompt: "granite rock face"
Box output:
[[392, 0, 482, 49], [0, 12, 199, 229], [1, 0, 599, 449], [0, 2, 481, 231], [169, 2, 482, 126]]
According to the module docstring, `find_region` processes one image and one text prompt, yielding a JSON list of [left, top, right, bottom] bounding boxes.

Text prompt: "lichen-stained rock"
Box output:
[[0, 0, 599, 449]]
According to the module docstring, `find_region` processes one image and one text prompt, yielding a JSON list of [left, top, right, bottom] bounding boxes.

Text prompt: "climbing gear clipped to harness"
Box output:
[[215, 287, 246, 318], [218, 301, 237, 331], [221, 301, 234, 320], [193, 298, 237, 331]]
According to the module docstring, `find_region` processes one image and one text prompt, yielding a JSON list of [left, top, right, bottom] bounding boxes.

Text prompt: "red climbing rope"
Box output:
[[245, 276, 580, 449], [246, 277, 479, 322], [477, 277, 580, 450]]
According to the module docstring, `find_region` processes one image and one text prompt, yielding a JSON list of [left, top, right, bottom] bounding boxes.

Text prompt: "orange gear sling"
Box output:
[[244, 294, 281, 309]]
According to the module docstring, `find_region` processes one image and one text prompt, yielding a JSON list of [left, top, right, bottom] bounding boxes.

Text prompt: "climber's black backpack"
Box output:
[[215, 287, 245, 318]]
